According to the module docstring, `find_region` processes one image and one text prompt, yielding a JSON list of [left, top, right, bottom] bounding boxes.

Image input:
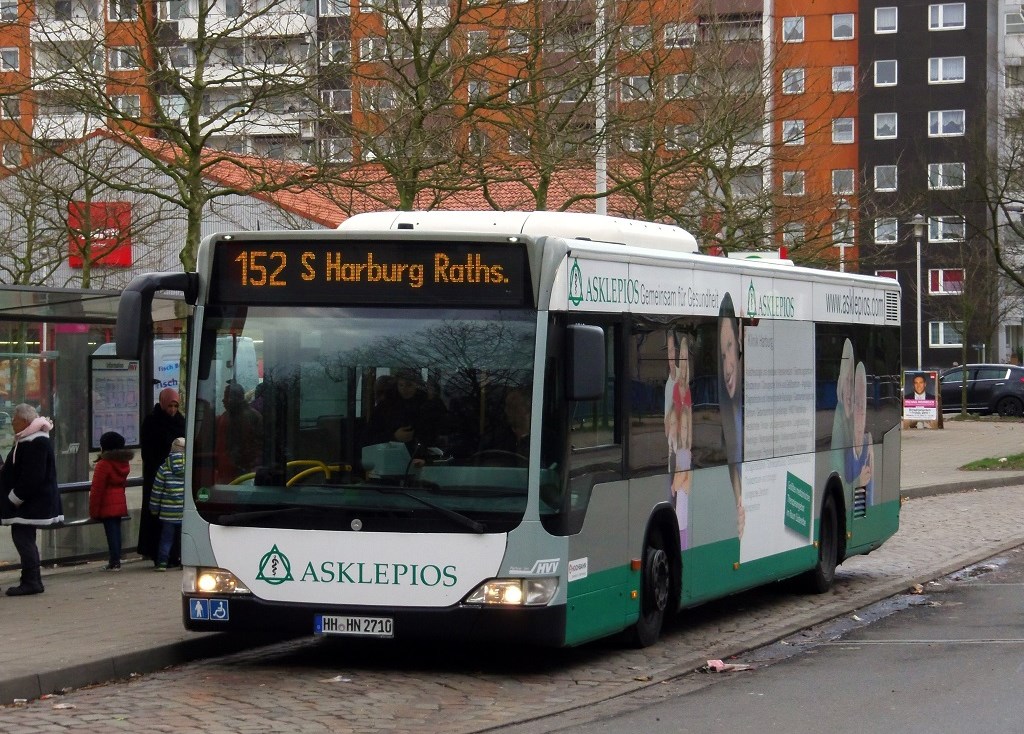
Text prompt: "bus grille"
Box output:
[[885, 291, 900, 323]]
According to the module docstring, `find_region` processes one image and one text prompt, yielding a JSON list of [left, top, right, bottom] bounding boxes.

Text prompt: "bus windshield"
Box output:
[[192, 305, 539, 533]]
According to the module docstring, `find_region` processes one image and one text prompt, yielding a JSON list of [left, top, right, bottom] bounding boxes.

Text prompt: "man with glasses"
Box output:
[[138, 387, 185, 566]]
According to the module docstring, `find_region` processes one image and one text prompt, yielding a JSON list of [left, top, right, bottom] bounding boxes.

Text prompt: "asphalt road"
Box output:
[[516, 547, 1024, 734]]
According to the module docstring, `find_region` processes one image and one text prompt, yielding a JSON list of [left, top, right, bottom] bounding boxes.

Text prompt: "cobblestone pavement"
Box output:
[[2, 484, 1023, 733]]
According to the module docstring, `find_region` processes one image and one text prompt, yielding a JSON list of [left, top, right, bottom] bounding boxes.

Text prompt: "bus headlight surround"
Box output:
[[183, 566, 252, 595], [465, 578, 558, 606]]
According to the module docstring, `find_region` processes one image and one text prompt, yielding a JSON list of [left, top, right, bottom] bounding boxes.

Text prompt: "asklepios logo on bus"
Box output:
[[254, 544, 458, 587], [209, 526, 506, 607]]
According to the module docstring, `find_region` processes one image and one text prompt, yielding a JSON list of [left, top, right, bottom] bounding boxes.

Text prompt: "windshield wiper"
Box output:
[[368, 485, 486, 533]]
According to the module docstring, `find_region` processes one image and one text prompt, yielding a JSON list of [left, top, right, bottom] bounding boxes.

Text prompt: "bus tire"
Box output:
[[627, 532, 671, 648], [800, 490, 839, 594]]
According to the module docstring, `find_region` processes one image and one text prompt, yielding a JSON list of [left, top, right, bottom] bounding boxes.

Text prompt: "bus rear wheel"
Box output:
[[800, 491, 839, 594], [627, 534, 671, 648]]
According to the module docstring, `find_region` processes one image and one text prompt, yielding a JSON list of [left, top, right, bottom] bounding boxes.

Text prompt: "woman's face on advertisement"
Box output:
[[719, 317, 739, 399], [854, 379, 867, 437]]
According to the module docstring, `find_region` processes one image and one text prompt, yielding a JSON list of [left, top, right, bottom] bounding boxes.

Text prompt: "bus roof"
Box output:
[[338, 210, 699, 254]]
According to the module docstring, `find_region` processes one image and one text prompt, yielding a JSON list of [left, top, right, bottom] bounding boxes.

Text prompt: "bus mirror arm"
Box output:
[[566, 324, 606, 401], [115, 272, 199, 359]]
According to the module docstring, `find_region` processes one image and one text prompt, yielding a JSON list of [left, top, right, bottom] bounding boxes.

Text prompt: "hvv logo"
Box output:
[[531, 559, 559, 574]]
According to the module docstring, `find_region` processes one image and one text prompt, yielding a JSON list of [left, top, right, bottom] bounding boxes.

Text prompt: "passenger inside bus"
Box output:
[[215, 382, 264, 482], [363, 369, 448, 459], [477, 387, 532, 464]]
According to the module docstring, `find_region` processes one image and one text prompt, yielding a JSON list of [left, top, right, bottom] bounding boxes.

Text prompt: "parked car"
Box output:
[[938, 364, 1024, 416]]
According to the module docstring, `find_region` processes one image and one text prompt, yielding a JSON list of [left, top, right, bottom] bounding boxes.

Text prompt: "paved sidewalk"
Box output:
[[1, 419, 1023, 706]]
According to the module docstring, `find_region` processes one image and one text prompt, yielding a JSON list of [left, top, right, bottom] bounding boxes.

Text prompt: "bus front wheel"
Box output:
[[627, 534, 670, 648], [800, 491, 839, 594]]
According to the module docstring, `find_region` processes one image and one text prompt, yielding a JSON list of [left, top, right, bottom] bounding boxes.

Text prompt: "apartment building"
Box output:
[[1, 0, 1018, 368]]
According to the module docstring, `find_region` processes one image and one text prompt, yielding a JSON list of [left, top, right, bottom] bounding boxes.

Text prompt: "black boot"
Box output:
[[6, 567, 43, 596]]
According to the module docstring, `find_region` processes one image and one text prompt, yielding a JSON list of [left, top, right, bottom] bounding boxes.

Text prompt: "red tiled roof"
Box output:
[[20, 131, 689, 228]]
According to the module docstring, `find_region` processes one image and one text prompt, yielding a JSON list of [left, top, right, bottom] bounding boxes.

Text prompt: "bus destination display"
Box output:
[[210, 239, 530, 307]]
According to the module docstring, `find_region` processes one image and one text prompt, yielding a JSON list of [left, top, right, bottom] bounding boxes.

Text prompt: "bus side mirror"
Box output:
[[567, 324, 605, 401], [115, 288, 144, 359]]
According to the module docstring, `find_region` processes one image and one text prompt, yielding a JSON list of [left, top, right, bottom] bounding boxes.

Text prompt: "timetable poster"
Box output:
[[90, 356, 141, 450]]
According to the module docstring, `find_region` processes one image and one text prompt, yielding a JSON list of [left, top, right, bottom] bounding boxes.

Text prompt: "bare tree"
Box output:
[[1, 0, 335, 270]]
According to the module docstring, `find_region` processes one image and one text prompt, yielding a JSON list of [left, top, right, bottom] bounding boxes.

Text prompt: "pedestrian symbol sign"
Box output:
[[189, 598, 230, 621]]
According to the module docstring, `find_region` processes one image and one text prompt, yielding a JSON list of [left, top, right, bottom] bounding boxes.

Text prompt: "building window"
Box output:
[[931, 4, 966, 31], [875, 60, 897, 86], [0, 47, 17, 71], [875, 7, 897, 33], [782, 119, 805, 145], [320, 40, 350, 65], [876, 270, 898, 281], [507, 30, 529, 55], [832, 117, 854, 143], [665, 22, 697, 49], [322, 137, 353, 163], [467, 80, 488, 103], [108, 46, 140, 71], [1009, 11, 1024, 35], [665, 124, 696, 151], [2, 143, 19, 166], [321, 88, 352, 113], [929, 56, 965, 84], [928, 162, 966, 190], [782, 68, 805, 95], [621, 76, 652, 102], [929, 215, 965, 242], [929, 109, 965, 137], [361, 85, 397, 111], [782, 171, 805, 196], [622, 25, 653, 51], [874, 218, 898, 244], [930, 321, 963, 347], [113, 95, 140, 116], [665, 73, 693, 99], [359, 37, 387, 62], [1007, 65, 1024, 87], [875, 165, 897, 191], [832, 169, 854, 195], [468, 129, 489, 155], [833, 219, 854, 247], [509, 133, 530, 155], [783, 223, 805, 249], [0, 95, 18, 118], [508, 80, 528, 103], [320, 0, 349, 15], [782, 16, 804, 42], [0, 0, 15, 21], [832, 13, 854, 40], [929, 268, 965, 295], [108, 0, 137, 21], [875, 112, 897, 139], [832, 66, 854, 92], [467, 30, 489, 55]]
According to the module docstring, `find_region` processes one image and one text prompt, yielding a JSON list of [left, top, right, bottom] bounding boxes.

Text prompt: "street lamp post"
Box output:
[[912, 213, 926, 370]]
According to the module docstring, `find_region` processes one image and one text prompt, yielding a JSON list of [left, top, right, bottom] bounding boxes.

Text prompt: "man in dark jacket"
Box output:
[[139, 388, 185, 564], [1, 403, 63, 596]]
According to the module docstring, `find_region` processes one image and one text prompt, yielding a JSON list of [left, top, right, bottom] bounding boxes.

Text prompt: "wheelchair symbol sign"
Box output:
[[189, 598, 230, 621]]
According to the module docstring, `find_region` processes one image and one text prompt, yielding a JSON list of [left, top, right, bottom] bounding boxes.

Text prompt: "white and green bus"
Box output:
[[116, 211, 902, 647]]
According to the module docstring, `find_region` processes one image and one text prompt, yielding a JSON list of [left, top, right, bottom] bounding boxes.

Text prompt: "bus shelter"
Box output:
[[0, 284, 182, 567]]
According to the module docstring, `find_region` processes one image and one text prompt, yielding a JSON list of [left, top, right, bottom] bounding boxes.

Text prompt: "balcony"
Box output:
[[177, 5, 315, 41], [32, 112, 100, 140]]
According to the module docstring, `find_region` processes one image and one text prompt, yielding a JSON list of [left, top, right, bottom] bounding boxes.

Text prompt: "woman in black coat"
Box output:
[[1, 403, 62, 596]]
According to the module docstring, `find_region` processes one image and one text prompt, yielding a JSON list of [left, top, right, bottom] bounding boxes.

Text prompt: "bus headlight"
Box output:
[[465, 578, 558, 606], [183, 567, 251, 595]]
